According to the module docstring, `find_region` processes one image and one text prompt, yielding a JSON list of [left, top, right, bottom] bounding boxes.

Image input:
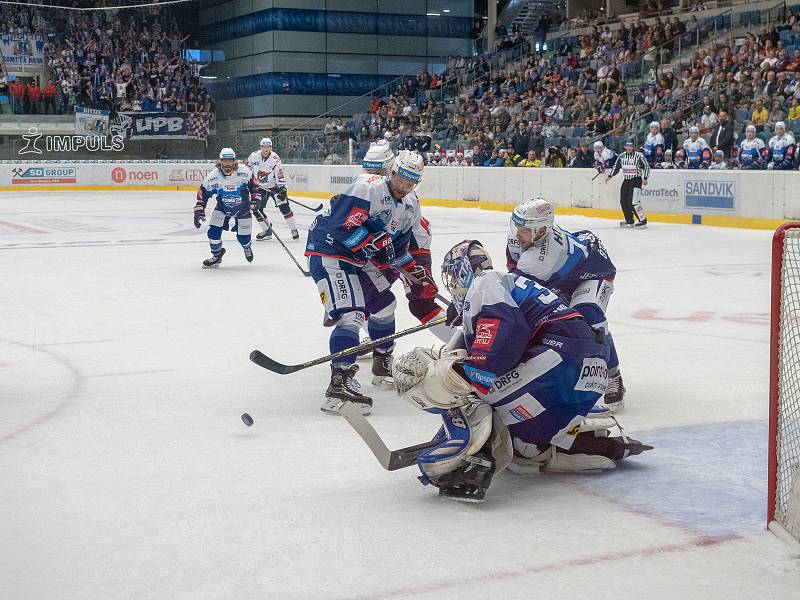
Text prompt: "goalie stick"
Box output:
[[250, 314, 448, 374], [253, 208, 310, 277], [340, 402, 439, 470]]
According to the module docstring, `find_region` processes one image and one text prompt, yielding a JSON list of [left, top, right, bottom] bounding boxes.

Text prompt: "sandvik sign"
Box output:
[[684, 180, 736, 210]]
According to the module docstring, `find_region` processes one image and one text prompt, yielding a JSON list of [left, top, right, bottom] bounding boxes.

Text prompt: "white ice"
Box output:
[[1, 191, 798, 600]]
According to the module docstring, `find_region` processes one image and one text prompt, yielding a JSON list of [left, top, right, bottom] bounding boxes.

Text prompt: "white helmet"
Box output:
[[362, 142, 395, 174], [649, 121, 660, 131], [689, 126, 699, 137], [746, 124, 757, 134], [593, 140, 604, 150], [390, 150, 424, 187], [776, 121, 786, 132], [260, 137, 272, 147], [219, 147, 236, 160], [510, 197, 554, 245]]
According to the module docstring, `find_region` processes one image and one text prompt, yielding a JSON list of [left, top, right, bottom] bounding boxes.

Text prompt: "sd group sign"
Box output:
[[11, 166, 77, 184]]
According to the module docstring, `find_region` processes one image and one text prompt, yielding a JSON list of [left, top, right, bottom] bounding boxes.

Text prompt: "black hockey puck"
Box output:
[[241, 413, 253, 427]]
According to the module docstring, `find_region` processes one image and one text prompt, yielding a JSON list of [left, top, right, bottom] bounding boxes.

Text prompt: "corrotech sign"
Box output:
[[111, 167, 158, 183]]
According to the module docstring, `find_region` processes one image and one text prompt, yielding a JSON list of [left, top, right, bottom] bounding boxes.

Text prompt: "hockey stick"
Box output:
[[340, 401, 440, 470], [288, 196, 324, 212], [253, 208, 311, 277], [250, 314, 448, 374], [591, 170, 602, 181]]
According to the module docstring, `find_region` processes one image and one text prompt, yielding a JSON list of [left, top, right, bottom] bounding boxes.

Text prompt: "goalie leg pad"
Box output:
[[417, 403, 493, 485]]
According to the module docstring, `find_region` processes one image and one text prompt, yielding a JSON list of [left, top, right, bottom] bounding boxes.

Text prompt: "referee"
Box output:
[[606, 139, 649, 228]]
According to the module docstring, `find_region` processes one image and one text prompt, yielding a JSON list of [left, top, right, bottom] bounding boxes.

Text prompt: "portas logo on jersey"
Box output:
[[574, 358, 609, 393], [111, 167, 158, 183], [473, 318, 500, 350], [11, 166, 77, 184], [343, 207, 369, 228]]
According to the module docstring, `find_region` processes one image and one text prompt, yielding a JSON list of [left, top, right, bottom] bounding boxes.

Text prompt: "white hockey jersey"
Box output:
[[246, 149, 286, 190], [196, 165, 255, 215]]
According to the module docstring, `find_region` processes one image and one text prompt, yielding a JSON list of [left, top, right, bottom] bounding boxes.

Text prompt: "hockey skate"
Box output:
[[619, 221, 634, 228], [602, 371, 625, 412], [256, 224, 273, 241], [371, 347, 394, 386], [322, 364, 373, 416], [243, 245, 254, 263], [437, 452, 494, 503], [291, 229, 300, 240], [202, 247, 226, 268], [634, 219, 648, 228]]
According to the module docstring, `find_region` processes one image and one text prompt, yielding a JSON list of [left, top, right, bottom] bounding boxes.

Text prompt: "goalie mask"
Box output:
[[510, 197, 554, 249], [441, 239, 493, 314]]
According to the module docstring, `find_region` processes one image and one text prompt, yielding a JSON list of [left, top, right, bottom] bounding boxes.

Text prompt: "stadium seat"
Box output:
[[789, 121, 800, 134], [735, 108, 751, 123]]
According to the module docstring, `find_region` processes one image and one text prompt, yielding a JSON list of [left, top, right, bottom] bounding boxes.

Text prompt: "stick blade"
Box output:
[[249, 350, 298, 374]]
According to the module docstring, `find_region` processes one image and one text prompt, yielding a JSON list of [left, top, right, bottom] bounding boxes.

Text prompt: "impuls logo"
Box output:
[[18, 127, 125, 156]]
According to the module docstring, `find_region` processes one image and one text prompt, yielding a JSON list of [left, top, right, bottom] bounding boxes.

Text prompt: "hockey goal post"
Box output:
[[769, 222, 800, 544]]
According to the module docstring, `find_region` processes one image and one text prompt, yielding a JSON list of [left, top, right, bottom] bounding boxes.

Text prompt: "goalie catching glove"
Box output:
[[393, 347, 475, 414]]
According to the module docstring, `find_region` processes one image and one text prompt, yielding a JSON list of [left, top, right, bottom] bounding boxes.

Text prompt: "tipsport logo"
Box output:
[[18, 127, 124, 156]]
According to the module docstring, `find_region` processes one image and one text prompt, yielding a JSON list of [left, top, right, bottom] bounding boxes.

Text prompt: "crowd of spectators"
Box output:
[[0, 2, 213, 117], [318, 5, 800, 172]]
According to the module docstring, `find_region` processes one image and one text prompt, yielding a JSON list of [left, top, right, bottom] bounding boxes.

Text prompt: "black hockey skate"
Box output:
[[603, 371, 625, 412], [243, 245, 254, 263], [291, 229, 300, 240], [322, 364, 373, 416], [202, 247, 226, 268], [634, 218, 648, 228], [371, 347, 393, 385], [256, 224, 273, 241], [619, 221, 634, 228], [437, 453, 495, 503]]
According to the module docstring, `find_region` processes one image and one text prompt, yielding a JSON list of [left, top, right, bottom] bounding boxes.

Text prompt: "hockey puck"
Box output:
[[241, 413, 253, 427]]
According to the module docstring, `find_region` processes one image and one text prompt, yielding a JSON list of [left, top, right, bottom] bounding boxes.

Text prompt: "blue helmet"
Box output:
[[441, 240, 493, 314]]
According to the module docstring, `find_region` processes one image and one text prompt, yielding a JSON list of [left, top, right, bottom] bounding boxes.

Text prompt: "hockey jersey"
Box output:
[[458, 270, 592, 395], [594, 148, 616, 172], [506, 225, 616, 299], [305, 173, 421, 267], [683, 137, 711, 168], [643, 133, 665, 166], [768, 133, 797, 170], [738, 138, 766, 170], [246, 149, 286, 189], [196, 165, 256, 216]]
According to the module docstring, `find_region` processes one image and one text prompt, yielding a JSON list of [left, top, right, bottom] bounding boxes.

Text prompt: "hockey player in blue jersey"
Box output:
[[767, 122, 797, 170], [738, 125, 766, 170], [682, 126, 712, 169], [305, 150, 437, 415], [194, 148, 257, 268], [391, 240, 651, 502], [505, 198, 624, 412], [643, 121, 665, 167]]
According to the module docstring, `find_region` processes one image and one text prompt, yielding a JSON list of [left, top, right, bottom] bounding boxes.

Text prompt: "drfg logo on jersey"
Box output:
[[11, 166, 77, 184], [111, 167, 158, 184], [574, 358, 609, 393], [18, 127, 124, 156]]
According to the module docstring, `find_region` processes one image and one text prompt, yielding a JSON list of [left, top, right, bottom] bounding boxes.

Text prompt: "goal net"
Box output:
[[769, 223, 800, 543]]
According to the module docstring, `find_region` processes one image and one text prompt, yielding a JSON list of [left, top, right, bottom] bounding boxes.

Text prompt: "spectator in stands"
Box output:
[[544, 146, 567, 167], [573, 141, 595, 167], [10, 78, 24, 114], [504, 144, 523, 166], [660, 118, 679, 153], [517, 149, 541, 167], [699, 105, 718, 134], [43, 80, 57, 114], [710, 111, 735, 157], [788, 97, 800, 121], [484, 148, 503, 167], [768, 98, 786, 130], [752, 99, 769, 132], [26, 80, 41, 114], [511, 122, 530, 156]]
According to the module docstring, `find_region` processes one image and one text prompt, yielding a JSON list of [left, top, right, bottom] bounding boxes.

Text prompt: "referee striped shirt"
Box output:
[[609, 151, 650, 180]]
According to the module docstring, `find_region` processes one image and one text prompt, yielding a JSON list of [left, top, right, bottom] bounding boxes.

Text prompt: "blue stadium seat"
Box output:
[[573, 126, 586, 137], [757, 132, 768, 143], [736, 133, 745, 145], [740, 12, 750, 27], [723, 15, 731, 28], [751, 11, 761, 26], [735, 108, 751, 123], [787, 120, 800, 134]]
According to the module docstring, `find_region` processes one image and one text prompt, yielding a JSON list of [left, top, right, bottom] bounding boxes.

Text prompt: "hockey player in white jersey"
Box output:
[[193, 148, 257, 268], [682, 126, 711, 169], [505, 198, 625, 412], [305, 150, 438, 415], [246, 137, 299, 240], [738, 125, 766, 170], [593, 140, 616, 173], [767, 122, 797, 170], [391, 240, 652, 502], [643, 121, 665, 167]]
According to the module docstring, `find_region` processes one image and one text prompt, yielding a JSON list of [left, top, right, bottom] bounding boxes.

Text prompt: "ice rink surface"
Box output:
[[1, 191, 799, 600]]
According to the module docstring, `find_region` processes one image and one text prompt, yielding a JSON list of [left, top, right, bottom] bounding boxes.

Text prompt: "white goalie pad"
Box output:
[[419, 403, 493, 481], [395, 348, 474, 411]]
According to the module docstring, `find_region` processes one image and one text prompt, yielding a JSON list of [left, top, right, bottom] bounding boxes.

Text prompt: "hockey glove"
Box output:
[[277, 186, 288, 201], [366, 231, 395, 267], [405, 264, 438, 300], [193, 204, 206, 228]]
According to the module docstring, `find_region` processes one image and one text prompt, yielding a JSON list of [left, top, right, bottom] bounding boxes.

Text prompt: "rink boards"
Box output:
[[0, 160, 798, 229]]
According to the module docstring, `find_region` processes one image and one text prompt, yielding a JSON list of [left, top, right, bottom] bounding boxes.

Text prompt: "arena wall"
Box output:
[[1, 161, 798, 229]]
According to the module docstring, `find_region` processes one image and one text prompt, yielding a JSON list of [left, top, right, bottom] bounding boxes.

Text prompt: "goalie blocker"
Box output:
[[391, 240, 652, 502]]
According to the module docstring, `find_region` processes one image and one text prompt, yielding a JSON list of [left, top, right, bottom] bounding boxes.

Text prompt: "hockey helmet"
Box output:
[[689, 126, 700, 138], [218, 147, 237, 175], [649, 121, 660, 132], [441, 240, 493, 314], [510, 197, 555, 248], [219, 147, 236, 160], [593, 140, 604, 150], [389, 150, 424, 196], [260, 137, 273, 147], [776, 121, 786, 133], [362, 142, 395, 174], [746, 124, 757, 137]]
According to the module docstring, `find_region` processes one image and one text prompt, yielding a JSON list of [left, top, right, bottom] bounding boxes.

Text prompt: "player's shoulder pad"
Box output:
[[270, 152, 281, 161], [237, 164, 253, 177], [466, 270, 513, 310]]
